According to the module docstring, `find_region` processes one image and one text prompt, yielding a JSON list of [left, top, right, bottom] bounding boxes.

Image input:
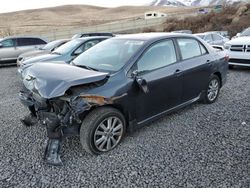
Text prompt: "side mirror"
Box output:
[[132, 70, 149, 93], [236, 33, 241, 37]]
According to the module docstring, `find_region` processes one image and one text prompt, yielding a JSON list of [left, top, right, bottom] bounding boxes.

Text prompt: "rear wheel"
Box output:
[[80, 107, 126, 155], [229, 65, 234, 69], [204, 75, 220, 104]]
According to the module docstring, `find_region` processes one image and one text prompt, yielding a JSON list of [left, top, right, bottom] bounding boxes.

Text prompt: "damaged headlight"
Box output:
[[23, 74, 36, 91]]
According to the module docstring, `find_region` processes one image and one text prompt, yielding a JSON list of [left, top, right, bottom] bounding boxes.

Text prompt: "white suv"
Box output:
[[224, 37, 250, 68]]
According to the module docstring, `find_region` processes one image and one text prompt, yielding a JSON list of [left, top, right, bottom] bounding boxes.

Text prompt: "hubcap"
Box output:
[[207, 79, 219, 101], [94, 116, 123, 152]]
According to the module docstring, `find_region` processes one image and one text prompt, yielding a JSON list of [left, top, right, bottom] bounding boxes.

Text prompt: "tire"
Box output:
[[229, 65, 234, 69], [80, 107, 126, 155], [204, 75, 220, 104]]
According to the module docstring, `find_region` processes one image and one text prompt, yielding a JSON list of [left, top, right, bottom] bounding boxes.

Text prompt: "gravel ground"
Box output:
[[0, 66, 249, 187]]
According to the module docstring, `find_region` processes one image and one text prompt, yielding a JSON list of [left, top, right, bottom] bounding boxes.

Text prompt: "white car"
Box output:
[[224, 36, 250, 68]]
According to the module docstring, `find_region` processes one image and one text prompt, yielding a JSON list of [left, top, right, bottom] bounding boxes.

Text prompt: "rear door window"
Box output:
[[17, 38, 46, 46], [177, 38, 204, 60]]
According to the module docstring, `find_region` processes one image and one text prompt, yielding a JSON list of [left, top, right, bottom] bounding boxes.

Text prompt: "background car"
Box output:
[[20, 33, 228, 165], [0, 36, 47, 65], [17, 39, 69, 65], [195, 32, 229, 46], [224, 36, 250, 68], [18, 36, 111, 72], [233, 26, 250, 39], [71, 32, 114, 39]]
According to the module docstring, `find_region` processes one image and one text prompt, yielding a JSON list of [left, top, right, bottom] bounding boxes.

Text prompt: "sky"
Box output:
[[0, 0, 152, 13]]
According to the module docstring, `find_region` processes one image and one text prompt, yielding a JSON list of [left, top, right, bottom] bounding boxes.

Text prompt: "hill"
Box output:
[[0, 4, 196, 36]]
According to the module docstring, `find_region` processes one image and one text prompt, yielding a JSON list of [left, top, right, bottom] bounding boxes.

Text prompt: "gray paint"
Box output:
[[22, 63, 108, 99]]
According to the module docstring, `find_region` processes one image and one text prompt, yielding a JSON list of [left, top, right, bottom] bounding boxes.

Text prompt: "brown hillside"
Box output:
[[0, 5, 197, 36]]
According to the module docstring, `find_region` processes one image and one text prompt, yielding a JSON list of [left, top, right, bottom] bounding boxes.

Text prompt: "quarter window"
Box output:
[[137, 40, 177, 73], [200, 43, 208, 55], [177, 38, 205, 60]]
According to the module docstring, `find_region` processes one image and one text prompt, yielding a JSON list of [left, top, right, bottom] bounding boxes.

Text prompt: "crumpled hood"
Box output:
[[22, 63, 108, 99], [22, 54, 60, 65]]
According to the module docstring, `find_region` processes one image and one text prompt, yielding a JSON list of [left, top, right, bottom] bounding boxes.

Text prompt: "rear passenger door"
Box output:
[[176, 38, 211, 102]]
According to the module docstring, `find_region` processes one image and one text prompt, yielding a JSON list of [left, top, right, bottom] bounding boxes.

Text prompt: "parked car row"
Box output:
[[18, 32, 229, 166], [18, 36, 110, 73], [194, 28, 250, 68]]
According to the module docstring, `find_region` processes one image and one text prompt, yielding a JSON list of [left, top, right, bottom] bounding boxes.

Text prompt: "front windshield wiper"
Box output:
[[75, 64, 99, 71]]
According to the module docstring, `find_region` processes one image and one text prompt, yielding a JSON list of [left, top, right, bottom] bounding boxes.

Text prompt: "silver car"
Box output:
[[194, 32, 229, 46], [0, 36, 47, 65], [17, 39, 69, 66]]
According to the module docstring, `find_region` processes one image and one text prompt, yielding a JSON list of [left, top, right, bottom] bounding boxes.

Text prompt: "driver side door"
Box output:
[[132, 39, 183, 123]]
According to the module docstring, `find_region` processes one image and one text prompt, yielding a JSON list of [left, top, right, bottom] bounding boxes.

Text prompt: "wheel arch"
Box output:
[[212, 72, 222, 87]]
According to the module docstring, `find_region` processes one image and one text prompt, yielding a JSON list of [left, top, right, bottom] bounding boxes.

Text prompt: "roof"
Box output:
[[72, 36, 111, 42], [115, 32, 194, 41], [3, 36, 44, 39]]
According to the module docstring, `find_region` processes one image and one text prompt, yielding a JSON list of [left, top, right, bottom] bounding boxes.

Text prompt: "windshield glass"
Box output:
[[42, 40, 62, 50], [73, 38, 145, 72], [241, 27, 250, 36], [195, 34, 205, 39], [53, 39, 82, 54]]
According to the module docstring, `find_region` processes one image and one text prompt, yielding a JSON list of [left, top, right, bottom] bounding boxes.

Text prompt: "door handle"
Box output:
[[174, 69, 182, 76], [207, 60, 212, 66]]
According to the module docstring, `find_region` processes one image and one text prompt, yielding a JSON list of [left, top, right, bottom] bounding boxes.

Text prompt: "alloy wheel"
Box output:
[[207, 79, 219, 102], [94, 116, 124, 152]]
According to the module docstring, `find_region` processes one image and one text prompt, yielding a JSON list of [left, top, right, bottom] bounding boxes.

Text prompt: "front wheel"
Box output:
[[80, 107, 126, 155], [204, 75, 220, 104]]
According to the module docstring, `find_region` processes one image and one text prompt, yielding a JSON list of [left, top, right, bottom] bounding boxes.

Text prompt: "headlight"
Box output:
[[23, 75, 36, 91]]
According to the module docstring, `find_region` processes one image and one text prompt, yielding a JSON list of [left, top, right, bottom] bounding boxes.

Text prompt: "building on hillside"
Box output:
[[144, 11, 167, 19]]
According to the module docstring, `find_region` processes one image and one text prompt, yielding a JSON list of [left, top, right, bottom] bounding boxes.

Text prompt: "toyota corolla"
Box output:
[[20, 33, 228, 165]]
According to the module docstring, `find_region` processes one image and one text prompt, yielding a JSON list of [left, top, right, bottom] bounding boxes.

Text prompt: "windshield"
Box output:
[[53, 39, 82, 54], [42, 40, 63, 50], [241, 27, 250, 36], [73, 38, 145, 72], [195, 34, 205, 39], [73, 38, 144, 72]]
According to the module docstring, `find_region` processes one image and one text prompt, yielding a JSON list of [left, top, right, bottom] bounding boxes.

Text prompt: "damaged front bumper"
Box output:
[[19, 90, 90, 166]]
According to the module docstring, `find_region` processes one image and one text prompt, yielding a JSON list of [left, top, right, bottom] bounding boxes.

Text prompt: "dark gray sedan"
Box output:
[[20, 33, 228, 165]]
